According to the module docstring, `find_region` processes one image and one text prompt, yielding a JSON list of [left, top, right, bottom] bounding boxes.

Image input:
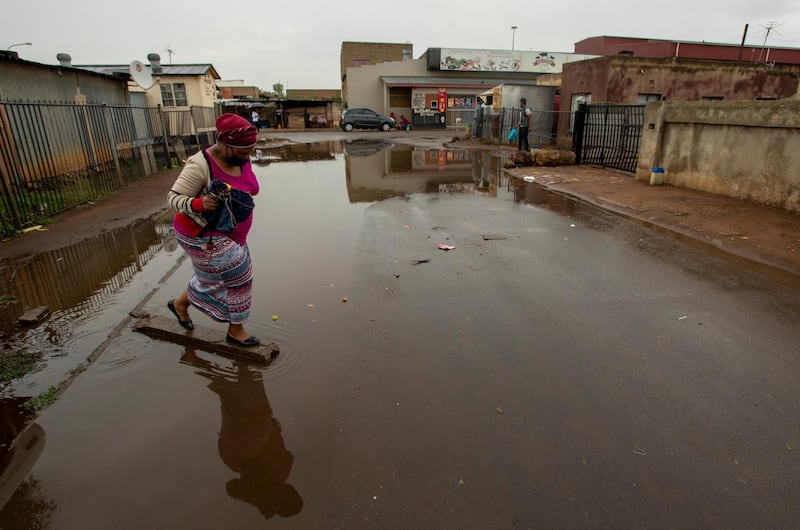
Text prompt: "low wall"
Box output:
[[637, 100, 800, 212]]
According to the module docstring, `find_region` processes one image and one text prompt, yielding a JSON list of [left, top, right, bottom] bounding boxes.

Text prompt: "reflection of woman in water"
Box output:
[[180, 350, 303, 519]]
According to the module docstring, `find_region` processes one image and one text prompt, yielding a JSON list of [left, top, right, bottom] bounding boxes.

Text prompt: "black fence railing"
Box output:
[[0, 102, 218, 239], [574, 104, 645, 173]]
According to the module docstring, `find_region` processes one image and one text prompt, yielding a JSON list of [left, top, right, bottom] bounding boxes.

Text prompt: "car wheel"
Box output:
[[381, 122, 391, 132], [344, 123, 354, 132]]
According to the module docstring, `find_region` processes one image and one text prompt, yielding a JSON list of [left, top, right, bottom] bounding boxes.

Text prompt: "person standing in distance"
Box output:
[[518, 97, 532, 152], [473, 97, 485, 138], [166, 113, 261, 346]]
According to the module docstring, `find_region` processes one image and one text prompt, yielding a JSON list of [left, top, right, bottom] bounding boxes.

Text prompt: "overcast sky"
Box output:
[[3, 0, 798, 91]]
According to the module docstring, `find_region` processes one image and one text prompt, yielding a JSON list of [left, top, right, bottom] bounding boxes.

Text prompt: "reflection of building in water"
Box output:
[[254, 142, 342, 164], [345, 146, 509, 202], [345, 146, 471, 202], [0, 209, 175, 331], [470, 150, 507, 195], [180, 350, 302, 520]]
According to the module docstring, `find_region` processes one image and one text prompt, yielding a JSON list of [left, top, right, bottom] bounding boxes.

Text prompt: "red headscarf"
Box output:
[[216, 113, 258, 148]]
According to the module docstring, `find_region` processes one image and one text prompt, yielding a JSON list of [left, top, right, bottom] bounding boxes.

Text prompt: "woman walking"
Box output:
[[166, 113, 261, 346]]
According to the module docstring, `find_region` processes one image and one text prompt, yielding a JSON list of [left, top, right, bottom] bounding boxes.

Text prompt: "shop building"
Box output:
[[342, 45, 594, 129]]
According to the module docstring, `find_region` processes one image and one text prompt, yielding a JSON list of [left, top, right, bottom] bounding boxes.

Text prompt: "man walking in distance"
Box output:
[[518, 97, 532, 152]]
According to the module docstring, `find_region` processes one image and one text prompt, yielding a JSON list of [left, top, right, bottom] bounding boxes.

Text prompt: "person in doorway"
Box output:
[[472, 97, 485, 138], [166, 113, 261, 346], [399, 115, 411, 131], [251, 109, 260, 128], [517, 97, 532, 152]]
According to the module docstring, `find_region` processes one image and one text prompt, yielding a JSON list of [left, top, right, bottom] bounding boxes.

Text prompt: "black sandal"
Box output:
[[167, 299, 194, 330], [225, 334, 260, 347]]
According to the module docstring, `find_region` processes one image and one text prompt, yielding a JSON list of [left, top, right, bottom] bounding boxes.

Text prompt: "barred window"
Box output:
[[160, 83, 188, 107], [637, 93, 661, 103]]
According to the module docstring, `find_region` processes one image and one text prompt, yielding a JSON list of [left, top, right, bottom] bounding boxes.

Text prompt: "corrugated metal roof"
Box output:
[[380, 76, 539, 87], [0, 55, 124, 81], [75, 64, 219, 78]]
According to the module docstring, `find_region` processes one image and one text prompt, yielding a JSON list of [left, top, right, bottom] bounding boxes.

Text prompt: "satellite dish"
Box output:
[[129, 60, 154, 89]]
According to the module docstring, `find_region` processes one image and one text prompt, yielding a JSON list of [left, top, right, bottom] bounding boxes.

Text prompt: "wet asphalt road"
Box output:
[[2, 140, 800, 529]]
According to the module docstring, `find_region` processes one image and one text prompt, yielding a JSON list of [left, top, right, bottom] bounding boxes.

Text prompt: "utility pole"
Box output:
[[737, 24, 748, 62]]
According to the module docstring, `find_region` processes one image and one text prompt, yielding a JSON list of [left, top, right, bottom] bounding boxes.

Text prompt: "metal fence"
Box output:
[[0, 102, 217, 239], [450, 107, 576, 151], [574, 104, 645, 173]]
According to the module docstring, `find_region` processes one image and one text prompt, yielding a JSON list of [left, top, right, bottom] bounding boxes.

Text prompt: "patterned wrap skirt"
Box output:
[[175, 232, 253, 324]]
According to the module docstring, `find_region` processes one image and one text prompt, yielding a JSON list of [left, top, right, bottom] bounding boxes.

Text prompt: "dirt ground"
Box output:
[[2, 131, 799, 285], [507, 163, 800, 282]]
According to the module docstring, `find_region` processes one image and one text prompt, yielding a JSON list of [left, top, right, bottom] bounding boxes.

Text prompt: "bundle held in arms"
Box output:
[[200, 180, 254, 235]]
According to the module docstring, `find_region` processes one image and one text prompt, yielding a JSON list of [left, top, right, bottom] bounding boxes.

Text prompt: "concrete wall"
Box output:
[[346, 58, 429, 113], [340, 42, 413, 105], [637, 100, 800, 212], [562, 56, 800, 106]]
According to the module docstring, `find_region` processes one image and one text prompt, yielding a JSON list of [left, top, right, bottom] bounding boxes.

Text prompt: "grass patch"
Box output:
[[23, 386, 58, 412], [0, 294, 18, 307], [0, 350, 44, 393]]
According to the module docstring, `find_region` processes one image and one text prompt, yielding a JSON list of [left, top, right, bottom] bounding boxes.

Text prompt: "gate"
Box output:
[[574, 104, 644, 173]]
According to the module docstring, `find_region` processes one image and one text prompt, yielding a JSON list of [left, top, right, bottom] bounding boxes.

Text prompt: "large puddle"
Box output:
[[3, 140, 792, 401], [1, 140, 799, 527], [0, 141, 517, 522]]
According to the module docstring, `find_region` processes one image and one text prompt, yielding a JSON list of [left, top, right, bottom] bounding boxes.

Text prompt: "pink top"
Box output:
[[173, 149, 259, 245]]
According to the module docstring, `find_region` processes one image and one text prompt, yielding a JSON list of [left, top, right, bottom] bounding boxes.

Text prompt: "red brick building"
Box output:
[[575, 35, 800, 67]]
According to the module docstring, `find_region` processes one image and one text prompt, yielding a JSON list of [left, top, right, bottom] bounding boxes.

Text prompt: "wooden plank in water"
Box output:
[[133, 315, 279, 365]]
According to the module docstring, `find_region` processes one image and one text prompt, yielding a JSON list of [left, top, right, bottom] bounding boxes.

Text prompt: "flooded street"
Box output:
[[1, 141, 800, 528]]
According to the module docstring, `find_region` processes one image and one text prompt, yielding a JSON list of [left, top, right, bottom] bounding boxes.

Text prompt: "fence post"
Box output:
[[573, 103, 587, 164], [0, 103, 22, 231], [499, 108, 505, 145], [157, 104, 174, 169], [190, 106, 201, 150], [102, 104, 124, 187]]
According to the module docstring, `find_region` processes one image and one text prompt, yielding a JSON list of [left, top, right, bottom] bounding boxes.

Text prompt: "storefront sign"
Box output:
[[438, 48, 596, 74]]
